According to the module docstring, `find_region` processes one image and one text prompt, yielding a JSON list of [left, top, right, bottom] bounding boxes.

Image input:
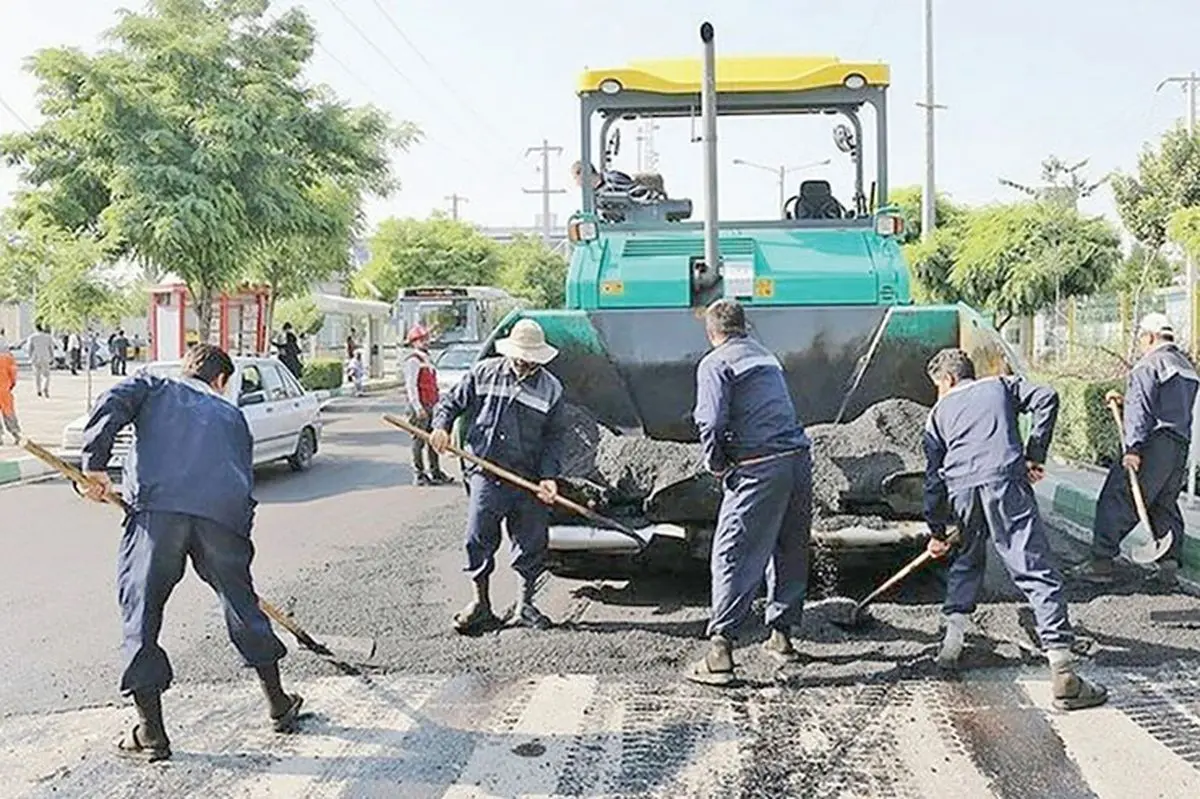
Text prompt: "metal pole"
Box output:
[[523, 140, 565, 243], [700, 22, 719, 277], [778, 166, 786, 220], [920, 0, 935, 241]]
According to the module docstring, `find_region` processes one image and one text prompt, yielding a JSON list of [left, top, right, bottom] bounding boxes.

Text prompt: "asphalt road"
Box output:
[[2, 396, 1200, 797]]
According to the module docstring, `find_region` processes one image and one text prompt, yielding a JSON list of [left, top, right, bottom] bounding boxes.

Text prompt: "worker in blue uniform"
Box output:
[[430, 319, 566, 634], [687, 298, 812, 687], [922, 348, 1107, 710], [1073, 312, 1198, 587], [80, 345, 303, 763]]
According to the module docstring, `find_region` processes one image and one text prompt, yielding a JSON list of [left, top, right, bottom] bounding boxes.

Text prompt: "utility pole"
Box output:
[[916, 0, 946, 241], [523, 139, 565, 242], [443, 193, 469, 221], [732, 158, 831, 218], [1157, 72, 1200, 354]]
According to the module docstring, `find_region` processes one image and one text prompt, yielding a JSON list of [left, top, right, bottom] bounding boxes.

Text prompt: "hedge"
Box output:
[[1033, 372, 1124, 467], [300, 358, 344, 391]]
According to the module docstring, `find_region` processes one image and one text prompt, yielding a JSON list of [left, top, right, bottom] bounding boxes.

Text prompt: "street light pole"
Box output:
[[1157, 71, 1200, 354], [732, 158, 832, 219]]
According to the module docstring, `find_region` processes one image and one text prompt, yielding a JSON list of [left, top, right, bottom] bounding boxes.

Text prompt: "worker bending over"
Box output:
[[431, 319, 566, 634], [688, 298, 812, 686], [1074, 313, 1198, 587], [81, 345, 303, 762], [922, 348, 1107, 711]]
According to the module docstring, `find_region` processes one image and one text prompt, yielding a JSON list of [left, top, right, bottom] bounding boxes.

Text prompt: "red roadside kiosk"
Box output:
[[148, 280, 272, 361]]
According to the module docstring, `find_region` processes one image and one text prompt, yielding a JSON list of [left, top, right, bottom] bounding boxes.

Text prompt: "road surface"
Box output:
[[1, 396, 1199, 798]]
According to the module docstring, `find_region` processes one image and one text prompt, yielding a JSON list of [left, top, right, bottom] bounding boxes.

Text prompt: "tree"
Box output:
[[1111, 125, 1200, 252], [1169, 206, 1200, 260], [497, 235, 568, 308], [34, 234, 121, 333], [0, 0, 406, 342], [357, 216, 502, 301], [949, 202, 1121, 329], [889, 185, 969, 302], [274, 295, 325, 337]]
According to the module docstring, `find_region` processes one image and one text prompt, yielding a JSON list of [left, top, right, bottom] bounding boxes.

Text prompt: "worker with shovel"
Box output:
[[687, 298, 812, 687], [922, 348, 1107, 711], [1073, 312, 1198, 587], [80, 344, 304, 762], [430, 319, 566, 633]]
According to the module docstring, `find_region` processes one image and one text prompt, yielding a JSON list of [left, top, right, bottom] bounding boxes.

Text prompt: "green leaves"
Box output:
[[1112, 124, 1200, 251]]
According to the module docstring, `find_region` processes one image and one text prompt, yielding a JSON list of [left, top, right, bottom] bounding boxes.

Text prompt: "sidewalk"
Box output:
[[1035, 461, 1200, 588], [0, 372, 401, 488]]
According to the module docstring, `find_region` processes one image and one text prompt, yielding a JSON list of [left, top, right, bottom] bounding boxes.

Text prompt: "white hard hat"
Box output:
[[1138, 312, 1174, 336]]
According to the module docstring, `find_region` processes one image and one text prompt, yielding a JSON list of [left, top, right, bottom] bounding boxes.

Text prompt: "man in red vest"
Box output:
[[405, 325, 452, 486]]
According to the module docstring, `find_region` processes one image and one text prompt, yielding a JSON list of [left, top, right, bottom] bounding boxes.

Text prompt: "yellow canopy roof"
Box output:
[[578, 56, 889, 96]]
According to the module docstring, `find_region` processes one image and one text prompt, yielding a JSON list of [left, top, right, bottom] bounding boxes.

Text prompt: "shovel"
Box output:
[[18, 437, 376, 664], [382, 413, 648, 552], [1104, 394, 1174, 565]]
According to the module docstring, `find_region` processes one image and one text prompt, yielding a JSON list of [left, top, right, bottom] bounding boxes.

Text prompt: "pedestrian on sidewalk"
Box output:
[[922, 348, 1107, 711], [1072, 313, 1199, 588], [275, 322, 303, 380], [686, 299, 812, 687], [404, 324, 451, 486], [110, 329, 129, 376], [67, 331, 81, 375], [0, 337, 20, 445], [429, 319, 566, 633], [345, 349, 365, 397], [27, 323, 55, 397], [79, 343, 304, 763]]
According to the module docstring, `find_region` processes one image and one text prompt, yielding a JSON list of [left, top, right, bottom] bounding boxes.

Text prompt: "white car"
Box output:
[[433, 343, 482, 396], [60, 356, 323, 474]]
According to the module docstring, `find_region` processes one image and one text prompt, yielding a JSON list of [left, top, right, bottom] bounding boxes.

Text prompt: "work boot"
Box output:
[[255, 663, 304, 732], [429, 470, 454, 485], [413, 472, 433, 486], [1048, 648, 1108, 711], [453, 577, 499, 634], [935, 612, 968, 669], [511, 579, 552, 630], [762, 627, 801, 663], [1148, 559, 1180, 589], [1069, 558, 1114, 584], [686, 635, 736, 686], [116, 690, 171, 762]]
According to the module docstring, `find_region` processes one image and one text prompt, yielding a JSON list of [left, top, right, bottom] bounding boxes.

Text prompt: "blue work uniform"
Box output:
[[693, 334, 812, 639], [1094, 343, 1199, 563], [923, 375, 1074, 650], [81, 373, 286, 696], [433, 357, 566, 582]]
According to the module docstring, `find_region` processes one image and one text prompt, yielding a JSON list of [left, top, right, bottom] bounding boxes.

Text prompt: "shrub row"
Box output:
[[1032, 372, 1124, 467], [300, 358, 344, 392]]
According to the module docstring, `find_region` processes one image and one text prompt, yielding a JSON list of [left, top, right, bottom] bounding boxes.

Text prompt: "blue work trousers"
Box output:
[[464, 473, 550, 583], [117, 511, 286, 695], [943, 479, 1073, 649], [1094, 431, 1188, 563], [708, 450, 812, 639]]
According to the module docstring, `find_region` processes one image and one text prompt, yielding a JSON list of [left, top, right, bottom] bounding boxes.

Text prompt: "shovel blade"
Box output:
[[316, 634, 378, 662], [1123, 525, 1173, 565]]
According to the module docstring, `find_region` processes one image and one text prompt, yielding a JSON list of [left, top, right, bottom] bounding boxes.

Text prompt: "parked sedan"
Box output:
[[434, 343, 482, 396], [60, 356, 323, 474]]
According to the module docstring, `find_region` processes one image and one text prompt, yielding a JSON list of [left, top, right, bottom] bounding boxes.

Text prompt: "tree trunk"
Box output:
[[194, 285, 215, 346]]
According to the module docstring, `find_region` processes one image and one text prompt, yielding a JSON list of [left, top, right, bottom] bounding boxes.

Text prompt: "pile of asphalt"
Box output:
[[552, 398, 931, 528]]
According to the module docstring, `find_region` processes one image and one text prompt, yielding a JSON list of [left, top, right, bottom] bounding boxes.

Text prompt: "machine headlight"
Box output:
[[844, 73, 867, 90], [568, 219, 599, 243], [598, 78, 622, 95], [875, 215, 905, 237]]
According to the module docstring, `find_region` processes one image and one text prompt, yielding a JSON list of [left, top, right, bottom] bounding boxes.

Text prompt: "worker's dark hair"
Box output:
[[705, 298, 747, 337], [181, 344, 235, 385], [926, 348, 976, 382]]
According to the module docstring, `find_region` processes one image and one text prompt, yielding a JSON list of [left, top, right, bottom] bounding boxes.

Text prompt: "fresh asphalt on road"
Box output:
[[3, 396, 1200, 797]]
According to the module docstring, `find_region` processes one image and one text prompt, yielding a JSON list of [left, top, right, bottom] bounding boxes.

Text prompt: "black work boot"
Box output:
[[1048, 648, 1108, 711], [454, 577, 499, 634], [116, 690, 172, 762], [512, 579, 552, 630], [256, 663, 304, 732]]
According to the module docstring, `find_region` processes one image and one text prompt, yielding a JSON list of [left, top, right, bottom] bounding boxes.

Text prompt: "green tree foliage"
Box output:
[[0, 0, 406, 340], [950, 203, 1121, 329], [1106, 243, 1177, 300], [497, 235, 568, 308], [274, 295, 325, 337], [35, 235, 121, 332], [1111, 125, 1200, 251], [889, 185, 968, 303], [357, 216, 502, 301], [1168, 206, 1200, 259]]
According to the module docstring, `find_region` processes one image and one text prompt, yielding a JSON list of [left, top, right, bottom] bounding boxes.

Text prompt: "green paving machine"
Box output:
[[483, 24, 1020, 444]]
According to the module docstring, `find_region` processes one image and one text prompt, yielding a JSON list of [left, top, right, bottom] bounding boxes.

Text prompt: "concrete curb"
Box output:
[[0, 378, 404, 488]]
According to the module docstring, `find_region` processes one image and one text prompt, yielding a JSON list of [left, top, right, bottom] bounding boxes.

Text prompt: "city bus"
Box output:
[[395, 285, 525, 354]]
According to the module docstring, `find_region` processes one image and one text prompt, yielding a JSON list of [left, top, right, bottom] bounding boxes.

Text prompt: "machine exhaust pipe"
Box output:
[[700, 22, 720, 284]]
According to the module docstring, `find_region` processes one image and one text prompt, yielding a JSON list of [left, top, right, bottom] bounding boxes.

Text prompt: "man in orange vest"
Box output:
[[404, 325, 452, 486], [0, 335, 20, 446]]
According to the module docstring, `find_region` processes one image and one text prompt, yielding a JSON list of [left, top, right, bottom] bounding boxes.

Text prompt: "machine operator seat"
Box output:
[[788, 180, 847, 220]]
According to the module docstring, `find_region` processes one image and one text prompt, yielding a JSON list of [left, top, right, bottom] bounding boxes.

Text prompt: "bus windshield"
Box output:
[[402, 299, 478, 345]]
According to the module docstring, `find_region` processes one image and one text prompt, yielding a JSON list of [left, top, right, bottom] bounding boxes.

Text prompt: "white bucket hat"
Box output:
[[495, 319, 558, 365], [1138, 312, 1174, 337]]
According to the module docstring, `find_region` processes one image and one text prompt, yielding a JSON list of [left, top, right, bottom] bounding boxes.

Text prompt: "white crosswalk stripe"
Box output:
[[2, 666, 1199, 798]]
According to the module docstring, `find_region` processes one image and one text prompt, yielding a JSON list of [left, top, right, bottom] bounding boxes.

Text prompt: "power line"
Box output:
[[0, 93, 32, 131]]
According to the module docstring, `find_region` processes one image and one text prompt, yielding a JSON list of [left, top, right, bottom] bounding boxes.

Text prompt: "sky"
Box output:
[[1, 0, 1199, 235]]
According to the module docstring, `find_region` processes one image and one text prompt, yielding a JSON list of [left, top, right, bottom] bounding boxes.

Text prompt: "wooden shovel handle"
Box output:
[[20, 437, 130, 512], [1105, 399, 1154, 532]]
